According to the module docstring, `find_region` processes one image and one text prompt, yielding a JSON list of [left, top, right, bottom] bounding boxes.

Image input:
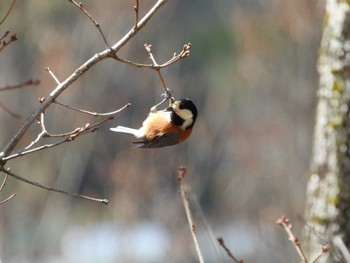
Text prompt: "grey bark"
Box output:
[[304, 1, 350, 262]]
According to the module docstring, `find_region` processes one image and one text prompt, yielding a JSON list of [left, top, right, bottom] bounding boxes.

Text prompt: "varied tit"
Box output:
[[110, 98, 198, 148]]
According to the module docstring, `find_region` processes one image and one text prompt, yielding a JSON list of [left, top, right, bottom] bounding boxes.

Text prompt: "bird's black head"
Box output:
[[171, 98, 198, 130]]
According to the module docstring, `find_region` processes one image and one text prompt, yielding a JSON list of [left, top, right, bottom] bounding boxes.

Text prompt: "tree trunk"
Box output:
[[304, 1, 350, 262]]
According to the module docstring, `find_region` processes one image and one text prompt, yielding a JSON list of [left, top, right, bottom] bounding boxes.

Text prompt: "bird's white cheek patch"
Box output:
[[176, 109, 193, 129]]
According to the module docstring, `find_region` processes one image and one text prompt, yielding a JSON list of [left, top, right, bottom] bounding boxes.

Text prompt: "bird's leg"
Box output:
[[150, 89, 174, 112]]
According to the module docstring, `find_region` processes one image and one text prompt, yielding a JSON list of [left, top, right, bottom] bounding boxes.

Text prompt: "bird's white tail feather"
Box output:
[[110, 126, 139, 136]]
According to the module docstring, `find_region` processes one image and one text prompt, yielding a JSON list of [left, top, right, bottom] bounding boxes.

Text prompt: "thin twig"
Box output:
[[177, 166, 205, 263], [115, 43, 191, 109], [134, 0, 139, 29], [0, 100, 21, 118], [143, 43, 176, 111], [0, 193, 16, 205], [0, 173, 8, 192], [0, 0, 16, 25], [310, 244, 331, 263], [67, 0, 110, 48], [23, 113, 47, 150], [276, 216, 308, 263], [0, 173, 16, 204], [1, 168, 108, 204], [46, 67, 60, 85], [2, 117, 113, 162], [144, 44, 169, 94], [217, 237, 243, 263], [54, 101, 131, 116], [114, 42, 191, 70], [0, 31, 10, 42], [0, 33, 17, 52], [0, 79, 40, 92]]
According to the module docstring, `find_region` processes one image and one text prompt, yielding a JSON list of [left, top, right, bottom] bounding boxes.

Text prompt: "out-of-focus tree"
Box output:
[[304, 0, 350, 262]]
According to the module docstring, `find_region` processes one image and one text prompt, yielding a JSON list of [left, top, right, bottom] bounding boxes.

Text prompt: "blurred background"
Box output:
[[0, 0, 324, 262]]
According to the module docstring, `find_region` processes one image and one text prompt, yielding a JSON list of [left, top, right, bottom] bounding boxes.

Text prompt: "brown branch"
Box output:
[[0, 0, 169, 162], [0, 0, 16, 25], [54, 101, 131, 117], [0, 100, 21, 118], [177, 166, 205, 263], [134, 0, 139, 29], [310, 244, 331, 263], [0, 79, 40, 92], [0, 32, 17, 52], [276, 215, 308, 263], [67, 0, 110, 48], [2, 116, 113, 162], [0, 173, 8, 192], [114, 42, 191, 70], [45, 67, 60, 85], [0, 31, 10, 42], [0, 173, 16, 205], [114, 43, 191, 110], [0, 193, 15, 205], [1, 168, 108, 204], [217, 237, 243, 263]]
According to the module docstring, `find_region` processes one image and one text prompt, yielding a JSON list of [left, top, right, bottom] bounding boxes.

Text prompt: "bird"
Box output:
[[110, 98, 198, 148]]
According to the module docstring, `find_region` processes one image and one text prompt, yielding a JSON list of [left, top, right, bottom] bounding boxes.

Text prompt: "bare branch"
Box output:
[[0, 173, 8, 192], [23, 113, 47, 150], [0, 100, 21, 118], [1, 168, 108, 204], [276, 215, 308, 263], [67, 0, 110, 48], [46, 67, 61, 85], [217, 237, 243, 263], [114, 42, 191, 69], [0, 0, 16, 25], [332, 236, 349, 263], [310, 244, 332, 263], [2, 116, 113, 162], [134, 0, 140, 29], [0, 31, 10, 42], [0, 79, 40, 92], [0, 173, 16, 205], [114, 43, 191, 110], [0, 193, 15, 205], [0, 0, 169, 161], [54, 101, 131, 117], [177, 166, 205, 263], [0, 32, 17, 52]]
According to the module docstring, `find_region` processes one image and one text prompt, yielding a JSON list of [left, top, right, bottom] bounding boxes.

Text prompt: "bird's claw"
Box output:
[[150, 89, 175, 112]]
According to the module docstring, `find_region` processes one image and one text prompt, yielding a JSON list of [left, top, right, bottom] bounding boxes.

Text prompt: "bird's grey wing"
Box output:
[[133, 132, 180, 148]]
